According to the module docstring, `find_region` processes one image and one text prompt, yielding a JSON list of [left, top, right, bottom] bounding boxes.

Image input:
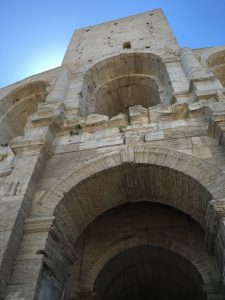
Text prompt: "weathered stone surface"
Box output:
[[109, 113, 128, 129], [0, 147, 14, 177], [129, 105, 149, 125], [85, 114, 109, 132]]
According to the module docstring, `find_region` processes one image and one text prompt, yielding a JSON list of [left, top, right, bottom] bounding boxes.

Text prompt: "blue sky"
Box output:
[[1, 0, 225, 87]]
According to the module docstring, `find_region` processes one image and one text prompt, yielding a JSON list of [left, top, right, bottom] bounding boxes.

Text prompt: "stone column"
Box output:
[[2, 98, 65, 299], [0, 138, 49, 298], [180, 48, 224, 99], [46, 67, 70, 103], [4, 215, 76, 299], [180, 47, 212, 80], [164, 57, 190, 103]]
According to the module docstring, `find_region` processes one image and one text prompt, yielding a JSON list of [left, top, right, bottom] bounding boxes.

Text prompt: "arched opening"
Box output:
[[54, 163, 212, 243], [35, 149, 225, 300], [94, 246, 205, 300], [64, 202, 218, 300], [0, 81, 48, 144], [207, 50, 225, 87], [81, 53, 173, 117]]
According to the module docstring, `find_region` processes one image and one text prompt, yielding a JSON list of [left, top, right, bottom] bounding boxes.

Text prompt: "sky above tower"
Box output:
[[1, 0, 225, 87]]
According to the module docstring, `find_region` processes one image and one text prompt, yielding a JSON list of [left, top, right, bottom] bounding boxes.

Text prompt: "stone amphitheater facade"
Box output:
[[0, 9, 225, 300]]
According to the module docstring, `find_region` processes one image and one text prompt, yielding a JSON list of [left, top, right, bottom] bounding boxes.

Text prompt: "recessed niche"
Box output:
[[81, 53, 173, 117], [94, 75, 161, 117]]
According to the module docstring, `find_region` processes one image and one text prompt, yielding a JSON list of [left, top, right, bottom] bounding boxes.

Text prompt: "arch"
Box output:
[[83, 235, 218, 289], [35, 147, 225, 299], [40, 146, 225, 213], [207, 50, 225, 87], [80, 53, 173, 117], [93, 245, 207, 300], [36, 146, 225, 248], [0, 81, 48, 144], [63, 200, 223, 300]]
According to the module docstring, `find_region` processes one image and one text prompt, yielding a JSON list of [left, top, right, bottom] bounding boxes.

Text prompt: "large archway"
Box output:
[[33, 147, 225, 300], [54, 162, 212, 241]]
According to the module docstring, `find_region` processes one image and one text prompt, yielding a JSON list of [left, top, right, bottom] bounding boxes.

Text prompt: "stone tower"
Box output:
[[0, 9, 225, 300]]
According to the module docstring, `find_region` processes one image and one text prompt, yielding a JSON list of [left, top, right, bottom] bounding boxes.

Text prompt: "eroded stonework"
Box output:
[[0, 9, 225, 300]]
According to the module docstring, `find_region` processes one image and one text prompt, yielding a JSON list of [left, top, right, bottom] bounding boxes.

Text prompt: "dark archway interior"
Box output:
[[64, 202, 215, 300], [93, 245, 206, 300]]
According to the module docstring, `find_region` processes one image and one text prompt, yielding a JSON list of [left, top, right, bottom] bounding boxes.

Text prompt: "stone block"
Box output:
[[149, 106, 173, 123], [145, 129, 165, 142], [109, 113, 129, 129], [172, 103, 189, 120], [85, 114, 109, 132], [164, 125, 207, 139], [129, 105, 149, 126]]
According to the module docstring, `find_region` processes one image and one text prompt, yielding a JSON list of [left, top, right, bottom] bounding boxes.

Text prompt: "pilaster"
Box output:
[[180, 48, 224, 100], [0, 95, 65, 298]]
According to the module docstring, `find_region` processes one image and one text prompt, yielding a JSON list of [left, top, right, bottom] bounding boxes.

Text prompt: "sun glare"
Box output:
[[20, 46, 65, 81]]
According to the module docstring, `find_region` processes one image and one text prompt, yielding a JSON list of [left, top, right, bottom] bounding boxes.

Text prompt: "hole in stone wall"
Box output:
[[36, 249, 48, 257], [123, 41, 131, 49]]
